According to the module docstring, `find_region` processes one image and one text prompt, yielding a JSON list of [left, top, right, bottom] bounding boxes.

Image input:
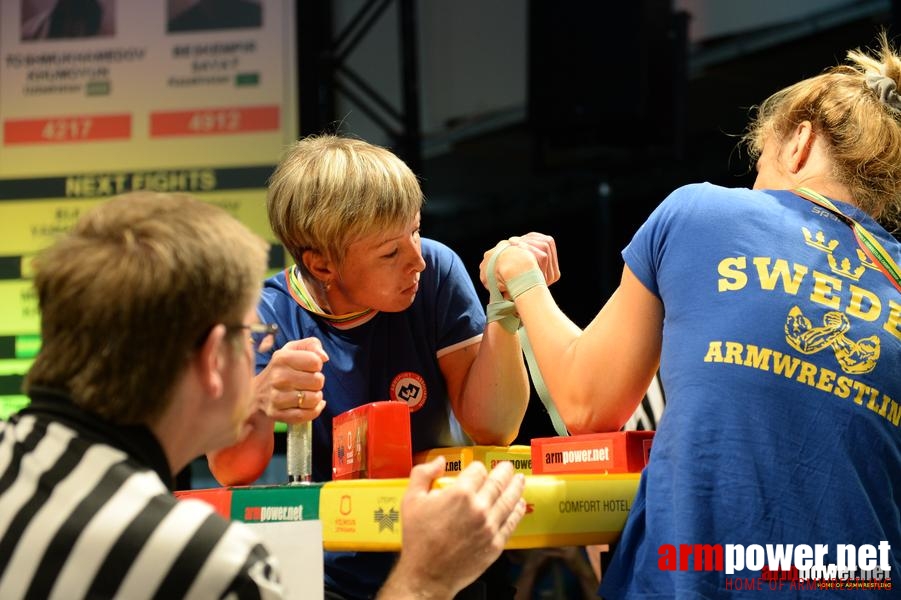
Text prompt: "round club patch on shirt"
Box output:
[[390, 372, 427, 412]]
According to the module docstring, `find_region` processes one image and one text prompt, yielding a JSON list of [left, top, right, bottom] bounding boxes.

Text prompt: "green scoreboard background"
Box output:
[[1, 0, 297, 419]]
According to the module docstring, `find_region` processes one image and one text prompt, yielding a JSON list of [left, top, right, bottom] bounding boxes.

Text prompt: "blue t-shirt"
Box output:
[[256, 237, 483, 598], [601, 183, 901, 598]]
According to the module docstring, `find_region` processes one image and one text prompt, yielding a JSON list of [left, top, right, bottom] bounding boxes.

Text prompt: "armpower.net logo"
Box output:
[[658, 541, 893, 592]]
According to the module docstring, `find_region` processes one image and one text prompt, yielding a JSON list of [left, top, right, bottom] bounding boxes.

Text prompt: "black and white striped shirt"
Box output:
[[623, 373, 667, 432], [0, 388, 283, 599]]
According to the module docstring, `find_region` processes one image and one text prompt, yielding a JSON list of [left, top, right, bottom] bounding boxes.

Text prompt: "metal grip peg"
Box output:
[[286, 420, 312, 484]]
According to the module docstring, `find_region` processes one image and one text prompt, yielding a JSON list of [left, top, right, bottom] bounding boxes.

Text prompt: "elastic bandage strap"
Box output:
[[483, 245, 568, 435], [507, 268, 546, 300], [487, 299, 520, 333], [485, 245, 520, 333]]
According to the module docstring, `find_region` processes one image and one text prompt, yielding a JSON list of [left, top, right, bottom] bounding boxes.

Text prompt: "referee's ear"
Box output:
[[192, 323, 228, 400]]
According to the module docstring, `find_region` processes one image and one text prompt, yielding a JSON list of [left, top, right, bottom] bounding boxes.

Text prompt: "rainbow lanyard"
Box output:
[[794, 187, 901, 294], [286, 266, 375, 327]]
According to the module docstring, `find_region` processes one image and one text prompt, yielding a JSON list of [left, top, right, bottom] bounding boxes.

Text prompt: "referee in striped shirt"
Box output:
[[0, 191, 527, 599], [0, 192, 282, 599]]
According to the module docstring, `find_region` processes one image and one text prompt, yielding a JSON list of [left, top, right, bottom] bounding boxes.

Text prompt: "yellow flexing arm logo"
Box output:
[[784, 306, 880, 374]]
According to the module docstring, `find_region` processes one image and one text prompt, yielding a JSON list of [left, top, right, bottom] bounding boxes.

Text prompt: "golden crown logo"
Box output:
[[801, 227, 874, 281], [826, 254, 867, 281], [855, 248, 880, 271], [802, 227, 839, 252]]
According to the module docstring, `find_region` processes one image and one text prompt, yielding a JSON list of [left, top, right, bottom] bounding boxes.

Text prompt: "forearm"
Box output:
[[455, 323, 530, 444], [377, 562, 457, 600], [514, 276, 660, 433], [510, 285, 592, 429]]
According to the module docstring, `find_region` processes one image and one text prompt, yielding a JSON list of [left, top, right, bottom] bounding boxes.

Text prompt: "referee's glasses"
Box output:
[[228, 322, 278, 353]]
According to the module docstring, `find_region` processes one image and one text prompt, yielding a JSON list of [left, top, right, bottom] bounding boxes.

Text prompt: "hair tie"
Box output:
[[865, 72, 901, 112]]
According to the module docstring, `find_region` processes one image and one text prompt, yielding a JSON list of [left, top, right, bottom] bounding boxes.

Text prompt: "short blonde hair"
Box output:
[[743, 32, 901, 233], [25, 192, 269, 424], [267, 135, 423, 266]]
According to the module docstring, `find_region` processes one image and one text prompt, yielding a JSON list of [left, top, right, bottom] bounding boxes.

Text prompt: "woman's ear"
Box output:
[[194, 324, 227, 399], [301, 249, 336, 283], [787, 121, 814, 174]]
